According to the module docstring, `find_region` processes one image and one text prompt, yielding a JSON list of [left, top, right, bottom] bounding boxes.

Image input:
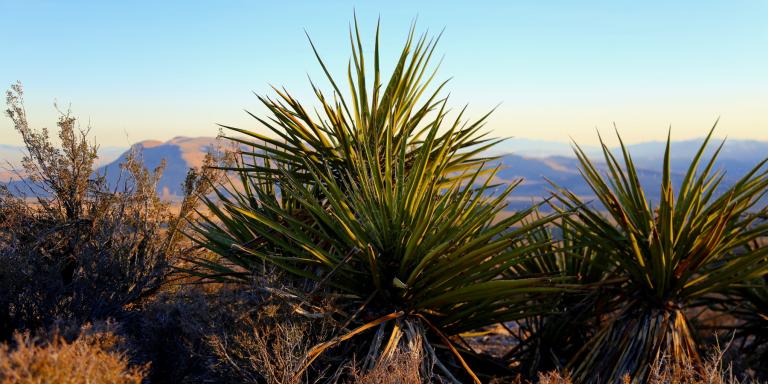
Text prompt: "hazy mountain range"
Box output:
[[0, 143, 126, 183], [2, 137, 767, 210]]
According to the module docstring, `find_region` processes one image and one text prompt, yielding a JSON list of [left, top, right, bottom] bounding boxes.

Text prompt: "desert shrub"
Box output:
[[0, 83, 217, 342], [206, 298, 333, 383], [549, 129, 768, 382], [190, 19, 562, 383], [0, 330, 145, 384], [123, 288, 213, 383]]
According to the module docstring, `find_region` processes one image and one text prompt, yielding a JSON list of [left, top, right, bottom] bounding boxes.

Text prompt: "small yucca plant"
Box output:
[[709, 235, 768, 377], [191, 20, 562, 382], [721, 277, 768, 376], [502, 217, 614, 376], [550, 128, 768, 382]]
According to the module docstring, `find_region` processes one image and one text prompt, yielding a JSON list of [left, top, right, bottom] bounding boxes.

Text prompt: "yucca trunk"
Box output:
[[572, 302, 700, 383], [298, 313, 481, 383], [358, 317, 465, 383]]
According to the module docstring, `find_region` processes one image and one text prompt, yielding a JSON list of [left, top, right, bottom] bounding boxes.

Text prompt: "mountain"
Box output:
[[3, 136, 767, 210], [0, 144, 26, 165], [493, 154, 682, 210], [98, 137, 222, 198], [489, 138, 597, 158], [0, 144, 25, 182], [0, 144, 126, 182], [626, 139, 768, 179], [494, 137, 768, 164], [492, 138, 768, 209]]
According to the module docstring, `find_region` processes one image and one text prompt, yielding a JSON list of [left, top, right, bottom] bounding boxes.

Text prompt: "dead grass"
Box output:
[[346, 344, 424, 384], [0, 331, 145, 384], [530, 345, 763, 384], [536, 371, 573, 384], [644, 346, 754, 384]]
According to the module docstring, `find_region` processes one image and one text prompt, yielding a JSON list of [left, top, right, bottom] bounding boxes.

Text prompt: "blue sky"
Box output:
[[1, 1, 766, 147]]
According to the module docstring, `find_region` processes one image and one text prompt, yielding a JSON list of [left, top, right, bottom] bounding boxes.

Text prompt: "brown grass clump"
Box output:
[[0, 331, 145, 384], [643, 346, 753, 384], [531, 346, 761, 384], [347, 348, 424, 384], [536, 371, 573, 384]]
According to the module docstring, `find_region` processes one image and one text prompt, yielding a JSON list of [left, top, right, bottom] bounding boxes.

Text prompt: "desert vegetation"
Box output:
[[1, 19, 767, 384]]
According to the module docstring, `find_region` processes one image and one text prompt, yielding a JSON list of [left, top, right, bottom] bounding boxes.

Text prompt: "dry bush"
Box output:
[[125, 279, 335, 383], [203, 287, 335, 383], [3, 82, 330, 384], [0, 82, 218, 340], [127, 287, 216, 383], [207, 312, 318, 383], [0, 331, 145, 384]]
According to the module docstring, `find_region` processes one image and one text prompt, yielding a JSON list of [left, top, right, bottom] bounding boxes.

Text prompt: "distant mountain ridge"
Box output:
[[3, 136, 767, 209], [493, 137, 768, 209], [98, 137, 222, 198], [0, 143, 126, 182]]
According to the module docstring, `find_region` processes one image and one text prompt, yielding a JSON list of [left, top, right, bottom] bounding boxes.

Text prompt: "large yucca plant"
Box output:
[[550, 128, 768, 382], [190, 20, 562, 382]]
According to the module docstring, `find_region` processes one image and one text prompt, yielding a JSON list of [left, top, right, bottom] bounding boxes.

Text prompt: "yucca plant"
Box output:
[[217, 19, 497, 189], [707, 235, 768, 379], [550, 128, 768, 383], [190, 20, 563, 382], [722, 277, 768, 378], [502, 217, 615, 377]]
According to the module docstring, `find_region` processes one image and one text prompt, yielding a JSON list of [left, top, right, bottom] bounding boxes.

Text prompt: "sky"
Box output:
[[1, 0, 766, 147]]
